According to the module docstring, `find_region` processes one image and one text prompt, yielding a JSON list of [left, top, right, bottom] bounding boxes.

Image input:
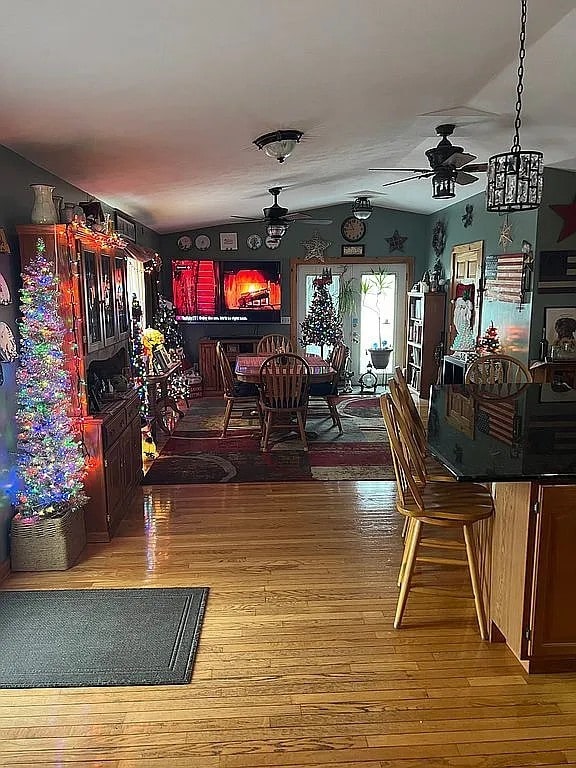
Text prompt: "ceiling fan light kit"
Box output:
[[352, 196, 373, 220], [266, 221, 287, 238], [431, 168, 456, 199], [486, 0, 544, 213], [253, 129, 303, 163]]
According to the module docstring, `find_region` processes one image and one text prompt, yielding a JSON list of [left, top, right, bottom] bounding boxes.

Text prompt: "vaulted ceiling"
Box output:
[[1, 0, 575, 232]]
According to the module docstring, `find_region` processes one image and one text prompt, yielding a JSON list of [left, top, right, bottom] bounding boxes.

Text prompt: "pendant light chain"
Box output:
[[512, 0, 527, 153]]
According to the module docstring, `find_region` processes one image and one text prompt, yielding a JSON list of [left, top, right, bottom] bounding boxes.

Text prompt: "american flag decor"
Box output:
[[483, 253, 524, 303], [476, 398, 518, 445], [538, 250, 576, 293]]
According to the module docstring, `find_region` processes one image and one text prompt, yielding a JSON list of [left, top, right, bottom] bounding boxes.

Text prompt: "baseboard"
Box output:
[[0, 557, 10, 584]]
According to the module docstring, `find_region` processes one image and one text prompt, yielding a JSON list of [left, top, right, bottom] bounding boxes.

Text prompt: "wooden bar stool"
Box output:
[[380, 393, 494, 639]]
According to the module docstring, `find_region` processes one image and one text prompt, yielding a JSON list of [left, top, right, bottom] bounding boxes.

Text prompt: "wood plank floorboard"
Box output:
[[2, 479, 576, 767]]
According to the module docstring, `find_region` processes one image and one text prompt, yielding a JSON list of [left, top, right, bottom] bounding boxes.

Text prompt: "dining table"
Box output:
[[235, 353, 334, 384], [426, 382, 576, 673]]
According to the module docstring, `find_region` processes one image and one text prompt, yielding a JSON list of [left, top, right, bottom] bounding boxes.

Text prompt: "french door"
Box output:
[[295, 261, 408, 383]]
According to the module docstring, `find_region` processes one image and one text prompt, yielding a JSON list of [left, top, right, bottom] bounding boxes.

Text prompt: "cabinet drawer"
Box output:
[[125, 396, 141, 425], [102, 410, 127, 450]]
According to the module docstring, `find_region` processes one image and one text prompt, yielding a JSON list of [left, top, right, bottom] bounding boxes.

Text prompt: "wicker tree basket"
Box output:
[[10, 504, 87, 572]]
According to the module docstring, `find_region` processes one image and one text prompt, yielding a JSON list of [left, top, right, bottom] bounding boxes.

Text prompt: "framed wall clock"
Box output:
[[246, 234, 262, 250], [194, 234, 211, 251], [341, 216, 366, 243], [265, 236, 281, 250], [177, 235, 192, 251]]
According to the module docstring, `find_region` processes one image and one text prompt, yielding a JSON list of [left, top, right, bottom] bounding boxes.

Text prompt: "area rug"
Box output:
[[144, 396, 394, 484], [0, 587, 209, 688]]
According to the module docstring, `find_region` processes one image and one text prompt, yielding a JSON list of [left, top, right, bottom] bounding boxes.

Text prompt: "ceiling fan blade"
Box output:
[[295, 218, 333, 225], [381, 173, 434, 188], [463, 163, 488, 173], [370, 167, 430, 173], [455, 171, 479, 185], [444, 152, 477, 169], [230, 215, 263, 222]]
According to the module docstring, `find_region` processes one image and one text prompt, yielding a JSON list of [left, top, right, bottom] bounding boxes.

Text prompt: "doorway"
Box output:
[[295, 261, 408, 384]]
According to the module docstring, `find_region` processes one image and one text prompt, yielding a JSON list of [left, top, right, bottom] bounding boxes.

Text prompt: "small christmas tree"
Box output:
[[130, 294, 148, 414], [152, 295, 183, 352], [300, 269, 343, 357], [12, 238, 87, 519], [477, 322, 501, 355]]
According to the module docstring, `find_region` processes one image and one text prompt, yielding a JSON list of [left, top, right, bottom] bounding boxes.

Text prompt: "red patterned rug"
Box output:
[[143, 396, 394, 485]]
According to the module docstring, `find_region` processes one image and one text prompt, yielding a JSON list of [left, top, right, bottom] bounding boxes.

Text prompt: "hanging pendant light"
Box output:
[[486, 0, 543, 213]]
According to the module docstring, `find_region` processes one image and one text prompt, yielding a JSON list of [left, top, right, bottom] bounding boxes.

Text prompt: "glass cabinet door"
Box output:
[[114, 255, 129, 338], [81, 249, 104, 352], [100, 254, 116, 343]]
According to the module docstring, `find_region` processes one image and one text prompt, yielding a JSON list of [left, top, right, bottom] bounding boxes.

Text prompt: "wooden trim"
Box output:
[[0, 557, 10, 584]]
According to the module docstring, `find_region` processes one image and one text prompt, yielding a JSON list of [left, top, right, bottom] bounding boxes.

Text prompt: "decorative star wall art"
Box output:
[[301, 231, 332, 262], [462, 204, 474, 228], [498, 216, 514, 251], [550, 198, 576, 242], [386, 229, 407, 253]]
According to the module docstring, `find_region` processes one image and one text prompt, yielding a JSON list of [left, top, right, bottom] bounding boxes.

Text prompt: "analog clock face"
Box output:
[[265, 236, 281, 250], [341, 216, 366, 243], [246, 234, 262, 250], [177, 235, 192, 251], [194, 234, 211, 251]]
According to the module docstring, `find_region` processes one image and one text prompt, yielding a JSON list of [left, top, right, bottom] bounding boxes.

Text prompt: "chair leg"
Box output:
[[463, 523, 488, 641], [222, 399, 233, 437], [398, 517, 415, 587], [327, 397, 343, 433], [261, 412, 272, 451], [296, 412, 308, 451], [401, 516, 409, 539], [394, 519, 421, 629]]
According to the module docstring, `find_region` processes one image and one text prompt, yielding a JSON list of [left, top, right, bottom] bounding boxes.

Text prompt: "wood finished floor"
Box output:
[[2, 479, 576, 767]]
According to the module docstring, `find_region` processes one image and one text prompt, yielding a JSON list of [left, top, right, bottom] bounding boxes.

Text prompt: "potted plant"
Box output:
[[9, 237, 88, 571]]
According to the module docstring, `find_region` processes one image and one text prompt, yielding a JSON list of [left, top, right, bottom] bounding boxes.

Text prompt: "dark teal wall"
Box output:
[[0, 143, 159, 565], [531, 168, 576, 358], [426, 191, 538, 362], [159, 203, 429, 364]]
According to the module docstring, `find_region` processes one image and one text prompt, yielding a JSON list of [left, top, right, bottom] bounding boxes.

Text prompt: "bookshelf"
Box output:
[[406, 291, 446, 398]]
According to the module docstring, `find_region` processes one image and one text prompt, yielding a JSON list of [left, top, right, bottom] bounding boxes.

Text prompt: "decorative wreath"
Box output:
[[432, 220, 447, 258]]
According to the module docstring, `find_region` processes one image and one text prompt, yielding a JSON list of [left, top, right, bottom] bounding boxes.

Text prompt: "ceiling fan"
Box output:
[[231, 187, 332, 237], [369, 124, 488, 199]]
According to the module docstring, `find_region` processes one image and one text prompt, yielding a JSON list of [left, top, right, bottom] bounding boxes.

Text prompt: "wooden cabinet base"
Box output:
[[485, 482, 576, 673]]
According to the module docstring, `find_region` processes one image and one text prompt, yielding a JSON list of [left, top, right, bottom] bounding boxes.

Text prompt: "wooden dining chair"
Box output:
[[390, 369, 455, 483], [380, 393, 494, 639], [256, 334, 293, 355], [259, 353, 310, 451], [465, 354, 532, 389], [308, 342, 349, 433], [216, 342, 262, 437]]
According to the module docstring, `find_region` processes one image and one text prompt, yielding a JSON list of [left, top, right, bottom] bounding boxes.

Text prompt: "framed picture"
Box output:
[[341, 244, 365, 257], [114, 212, 136, 241], [81, 249, 103, 351], [544, 307, 576, 353], [0, 228, 10, 254], [220, 232, 238, 251]]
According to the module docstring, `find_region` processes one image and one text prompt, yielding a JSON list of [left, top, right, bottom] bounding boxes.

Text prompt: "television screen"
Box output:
[[172, 260, 281, 322]]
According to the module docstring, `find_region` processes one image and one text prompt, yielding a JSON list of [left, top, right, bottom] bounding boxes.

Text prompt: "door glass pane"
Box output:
[[301, 273, 340, 357], [359, 271, 396, 374]]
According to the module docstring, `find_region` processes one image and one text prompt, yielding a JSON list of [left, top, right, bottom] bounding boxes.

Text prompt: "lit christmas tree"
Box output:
[[130, 294, 148, 414], [300, 269, 343, 357], [152, 295, 183, 352], [477, 322, 501, 355], [12, 238, 87, 519]]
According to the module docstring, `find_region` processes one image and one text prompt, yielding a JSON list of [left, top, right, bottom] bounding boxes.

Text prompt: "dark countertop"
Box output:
[[427, 384, 576, 482]]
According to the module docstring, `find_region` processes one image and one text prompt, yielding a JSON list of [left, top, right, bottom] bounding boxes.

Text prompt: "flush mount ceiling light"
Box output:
[[253, 129, 303, 163], [486, 0, 543, 213], [352, 196, 373, 220]]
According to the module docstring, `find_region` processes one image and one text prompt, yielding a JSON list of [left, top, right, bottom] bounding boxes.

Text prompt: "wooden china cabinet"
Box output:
[[17, 224, 143, 542]]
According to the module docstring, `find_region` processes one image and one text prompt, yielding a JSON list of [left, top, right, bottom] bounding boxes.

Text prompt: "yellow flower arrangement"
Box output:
[[142, 327, 165, 357]]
